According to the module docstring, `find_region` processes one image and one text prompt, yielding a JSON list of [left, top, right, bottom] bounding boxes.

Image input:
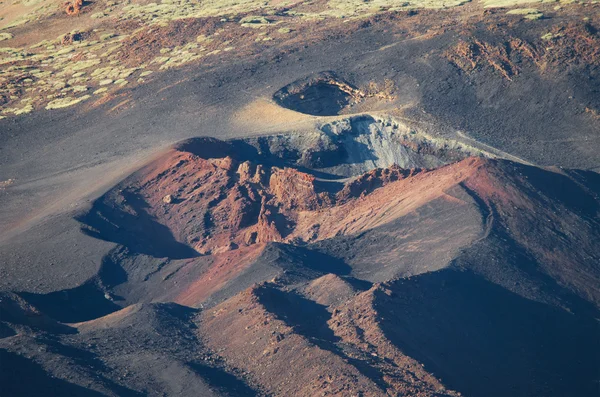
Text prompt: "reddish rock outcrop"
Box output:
[[122, 144, 484, 256]]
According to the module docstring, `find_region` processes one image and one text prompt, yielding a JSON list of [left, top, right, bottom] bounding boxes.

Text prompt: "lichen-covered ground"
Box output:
[[0, 0, 596, 118]]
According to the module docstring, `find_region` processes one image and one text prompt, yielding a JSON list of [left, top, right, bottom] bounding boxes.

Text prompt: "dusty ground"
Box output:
[[1, 0, 599, 396]]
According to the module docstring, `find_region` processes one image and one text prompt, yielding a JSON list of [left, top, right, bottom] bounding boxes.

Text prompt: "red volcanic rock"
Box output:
[[255, 196, 284, 243], [227, 185, 261, 230], [337, 165, 420, 201], [269, 167, 321, 210], [209, 156, 236, 171], [236, 161, 253, 182], [128, 147, 485, 255], [327, 284, 455, 396]]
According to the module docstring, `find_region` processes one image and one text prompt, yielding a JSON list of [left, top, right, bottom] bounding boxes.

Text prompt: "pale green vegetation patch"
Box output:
[[240, 15, 272, 27], [2, 104, 33, 115], [100, 33, 117, 41], [0, 0, 55, 30], [67, 76, 87, 85], [0, 33, 13, 41], [151, 55, 170, 65], [507, 7, 541, 13], [159, 50, 203, 69], [482, 0, 592, 8], [29, 39, 51, 49], [52, 81, 67, 90], [0, 48, 32, 65], [524, 12, 544, 19], [20, 0, 46, 6], [55, 47, 75, 55], [325, 0, 470, 17], [71, 59, 102, 71], [118, 68, 138, 79], [14, 104, 34, 115], [100, 44, 123, 58], [482, 0, 540, 8], [0, 47, 21, 54], [116, 0, 408, 25], [45, 95, 90, 110], [240, 16, 271, 24], [3, 15, 33, 29]]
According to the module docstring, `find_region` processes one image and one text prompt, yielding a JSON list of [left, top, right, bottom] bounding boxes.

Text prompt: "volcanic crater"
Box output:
[[273, 72, 360, 116], [77, 113, 482, 261]]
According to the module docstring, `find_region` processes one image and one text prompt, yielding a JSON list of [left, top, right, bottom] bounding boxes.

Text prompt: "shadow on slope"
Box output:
[[201, 242, 352, 308], [0, 292, 76, 334], [20, 280, 121, 323], [0, 349, 106, 397], [256, 286, 338, 344], [376, 269, 600, 397], [512, 163, 600, 217], [15, 249, 132, 324], [255, 284, 391, 391], [187, 362, 258, 397], [77, 189, 199, 260]]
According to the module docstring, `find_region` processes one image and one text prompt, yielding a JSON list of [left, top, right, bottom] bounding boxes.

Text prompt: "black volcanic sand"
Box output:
[[375, 270, 599, 397]]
